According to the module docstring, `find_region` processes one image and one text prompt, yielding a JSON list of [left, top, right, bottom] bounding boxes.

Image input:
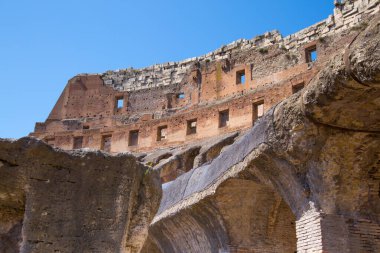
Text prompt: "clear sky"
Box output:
[[0, 0, 333, 138]]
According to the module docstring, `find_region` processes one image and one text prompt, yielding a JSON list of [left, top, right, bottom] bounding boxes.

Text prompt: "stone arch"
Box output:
[[143, 199, 229, 253], [213, 178, 296, 252], [143, 173, 299, 253]]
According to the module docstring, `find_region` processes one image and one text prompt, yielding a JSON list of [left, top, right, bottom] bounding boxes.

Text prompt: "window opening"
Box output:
[[73, 136, 83, 149], [253, 101, 264, 125], [157, 125, 168, 141], [187, 119, 197, 135], [101, 135, 112, 152], [306, 46, 317, 63], [219, 110, 229, 128], [129, 130, 139, 146], [116, 97, 124, 110], [236, 70, 246, 84]]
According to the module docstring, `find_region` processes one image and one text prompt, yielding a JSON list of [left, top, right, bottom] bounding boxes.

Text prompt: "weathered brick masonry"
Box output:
[[31, 0, 380, 153]]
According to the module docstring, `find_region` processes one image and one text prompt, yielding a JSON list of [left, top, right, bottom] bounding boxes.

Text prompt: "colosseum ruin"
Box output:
[[1, 0, 380, 252]]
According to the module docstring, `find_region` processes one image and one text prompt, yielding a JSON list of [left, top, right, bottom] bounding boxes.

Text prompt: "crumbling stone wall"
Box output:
[[31, 1, 379, 155], [0, 138, 162, 253]]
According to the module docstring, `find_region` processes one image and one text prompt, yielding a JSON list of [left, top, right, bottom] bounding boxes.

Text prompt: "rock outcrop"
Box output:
[[0, 138, 162, 253]]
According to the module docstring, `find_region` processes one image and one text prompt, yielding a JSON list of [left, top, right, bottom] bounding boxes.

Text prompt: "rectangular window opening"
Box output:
[[73, 136, 83, 149], [187, 119, 197, 135], [101, 135, 112, 153], [292, 83, 305, 94], [219, 109, 229, 128], [306, 46, 317, 63], [83, 125, 90, 130], [253, 101, 264, 125], [128, 130, 139, 146], [116, 97, 124, 110], [177, 93, 185, 99], [236, 70, 246, 85], [157, 125, 168, 141]]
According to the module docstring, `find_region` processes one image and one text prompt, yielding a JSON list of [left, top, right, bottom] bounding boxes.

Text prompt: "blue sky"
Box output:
[[0, 0, 333, 138]]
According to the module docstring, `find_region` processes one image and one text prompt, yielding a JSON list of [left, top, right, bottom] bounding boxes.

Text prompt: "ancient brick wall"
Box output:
[[30, 0, 379, 154]]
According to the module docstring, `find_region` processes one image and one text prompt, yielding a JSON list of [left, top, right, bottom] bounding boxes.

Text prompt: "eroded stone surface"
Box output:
[[0, 138, 161, 253]]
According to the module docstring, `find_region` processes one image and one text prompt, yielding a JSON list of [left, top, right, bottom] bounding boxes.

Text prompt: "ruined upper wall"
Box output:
[[31, 0, 380, 153], [101, 0, 379, 92]]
